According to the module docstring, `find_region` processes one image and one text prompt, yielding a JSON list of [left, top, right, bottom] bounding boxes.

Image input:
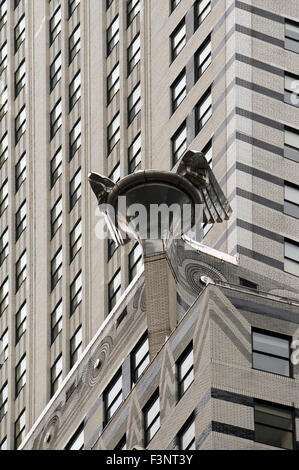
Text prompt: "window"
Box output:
[[108, 238, 118, 260], [0, 42, 7, 73], [285, 19, 299, 54], [0, 277, 8, 316], [171, 0, 182, 12], [65, 423, 84, 450], [196, 87, 212, 132], [195, 35, 211, 80], [50, 7, 61, 44], [285, 126, 299, 163], [69, 119, 81, 159], [0, 1, 7, 29], [69, 71, 81, 110], [0, 328, 8, 362], [70, 219, 82, 260], [15, 153, 26, 191], [172, 122, 187, 165], [127, 0, 140, 27], [51, 197, 62, 237], [16, 302, 26, 343], [107, 112, 120, 154], [69, 0, 80, 17], [51, 354, 62, 396], [109, 163, 120, 183], [129, 133, 141, 173], [194, 0, 211, 28], [254, 401, 294, 450], [51, 248, 62, 290], [171, 70, 186, 112], [108, 269, 121, 311], [0, 179, 8, 216], [15, 60, 26, 99], [14, 0, 21, 8], [0, 382, 8, 421], [69, 24, 80, 63], [284, 72, 299, 107], [14, 15, 25, 52], [16, 251, 26, 291], [202, 139, 212, 167], [128, 83, 141, 125], [0, 437, 7, 450], [239, 278, 258, 290], [252, 329, 291, 377], [15, 106, 26, 143], [15, 354, 26, 397], [131, 333, 150, 385], [129, 243, 143, 282], [143, 391, 160, 446], [70, 168, 81, 209], [70, 326, 82, 368], [0, 228, 8, 265], [50, 99, 62, 139], [171, 20, 186, 61], [284, 238, 299, 276], [107, 63, 120, 103], [115, 435, 126, 450], [178, 414, 195, 450], [15, 409, 26, 449], [106, 0, 113, 9], [284, 182, 299, 219], [127, 34, 140, 75], [103, 369, 122, 425], [0, 86, 7, 119], [177, 343, 194, 399], [107, 16, 119, 56], [16, 201, 26, 240], [51, 300, 62, 343], [70, 271, 82, 314], [51, 147, 62, 187], [0, 132, 8, 169], [50, 53, 61, 91]]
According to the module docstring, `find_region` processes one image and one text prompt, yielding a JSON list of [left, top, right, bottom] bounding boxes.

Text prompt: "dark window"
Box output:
[[172, 121, 187, 165], [239, 278, 258, 290], [70, 271, 82, 315], [16, 302, 27, 344], [195, 35, 211, 81], [51, 248, 62, 290], [104, 369, 122, 426], [129, 133, 141, 173], [69, 24, 80, 63], [15, 59, 26, 97], [284, 181, 299, 219], [285, 18, 299, 54], [50, 99, 62, 139], [0, 132, 8, 169], [107, 63, 120, 103], [51, 197, 62, 237], [284, 126, 299, 163], [50, 53, 61, 91], [69, 0, 80, 18], [284, 238, 299, 277], [16, 251, 26, 291], [254, 401, 294, 450], [252, 329, 291, 377], [0, 381, 8, 421], [171, 69, 186, 112], [0, 1, 7, 29], [49, 7, 61, 44], [285, 72, 299, 107], [143, 390, 160, 446], [127, 34, 140, 75], [16, 200, 26, 240], [171, 0, 182, 13], [128, 83, 141, 125], [178, 413, 195, 450], [51, 147, 62, 187], [0, 279, 8, 316], [15, 106, 26, 144], [51, 300, 62, 343], [65, 423, 84, 449], [70, 168, 81, 209], [194, 0, 211, 29], [131, 332, 150, 385], [108, 269, 121, 311], [15, 152, 26, 191], [109, 163, 120, 183], [69, 119, 81, 160], [171, 20, 186, 61], [70, 219, 82, 260], [115, 435, 126, 450], [127, 0, 140, 27], [15, 354, 26, 397], [0, 179, 8, 216], [15, 409, 26, 449], [0, 86, 7, 120], [0, 227, 8, 265], [69, 70, 81, 110], [202, 139, 212, 167], [195, 87, 212, 133], [129, 242, 143, 282], [108, 238, 118, 260], [107, 112, 120, 153], [177, 343, 194, 398], [70, 325, 82, 368], [14, 15, 25, 52], [106, 0, 113, 9], [0, 41, 7, 74], [51, 354, 62, 396], [107, 16, 119, 56]]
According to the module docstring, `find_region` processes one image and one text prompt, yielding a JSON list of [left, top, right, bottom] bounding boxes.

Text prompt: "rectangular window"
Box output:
[[128, 83, 141, 125], [70, 325, 82, 368], [129, 242, 143, 282], [16, 251, 26, 291], [107, 16, 119, 56], [0, 132, 8, 169], [172, 122, 187, 165], [128, 34, 140, 75], [69, 24, 80, 63], [51, 300, 62, 343], [69, 71, 81, 110], [70, 168, 81, 209], [107, 63, 120, 104], [15, 59, 26, 97], [16, 201, 26, 240], [195, 35, 211, 80], [50, 99, 62, 139], [51, 147, 62, 187], [50, 52, 61, 91], [16, 302, 27, 344], [108, 269, 121, 311], [51, 354, 62, 396], [0, 381, 8, 421], [69, 119, 81, 159], [50, 7, 61, 44], [171, 20, 186, 61], [0, 328, 8, 362], [284, 126, 299, 163], [0, 437, 7, 450], [109, 163, 120, 184], [252, 329, 291, 377], [284, 72, 299, 107], [108, 238, 118, 260], [106, 0, 113, 9], [15, 153, 26, 191], [284, 182, 299, 219], [104, 369, 122, 425], [171, 70, 186, 112], [177, 343, 194, 399], [107, 112, 120, 154], [202, 139, 212, 167], [129, 133, 141, 173], [69, 0, 80, 17], [0, 1, 7, 29], [254, 401, 294, 450], [194, 0, 211, 28], [0, 179, 8, 216], [0, 277, 8, 317], [15, 354, 26, 397], [65, 423, 84, 450], [51, 247, 62, 290], [178, 413, 195, 450], [70, 219, 82, 260], [51, 197, 62, 237], [284, 238, 299, 276], [285, 19, 299, 54], [15, 106, 26, 144], [143, 391, 160, 446], [196, 87, 212, 133], [0, 227, 8, 265], [127, 0, 140, 27], [171, 0, 182, 13], [15, 409, 26, 449], [70, 271, 82, 315], [15, 15, 25, 52], [0, 42, 7, 74], [0, 87, 7, 119], [131, 333, 150, 385]]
